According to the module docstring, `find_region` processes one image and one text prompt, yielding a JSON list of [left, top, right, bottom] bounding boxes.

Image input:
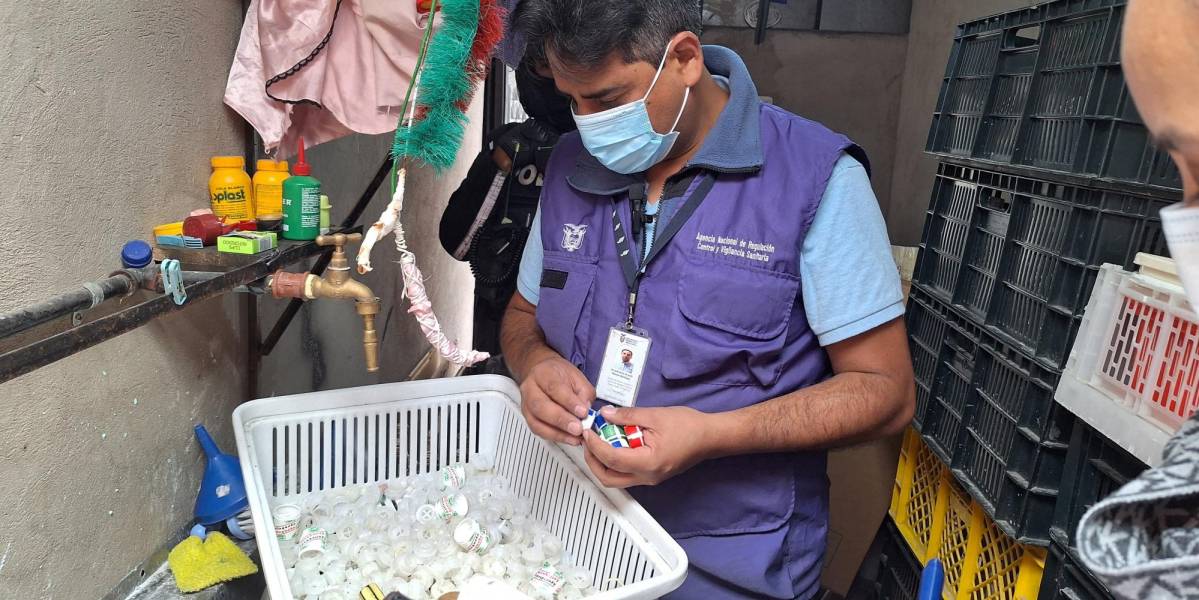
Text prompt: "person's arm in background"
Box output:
[[583, 155, 916, 487], [438, 124, 520, 259], [502, 208, 596, 446]]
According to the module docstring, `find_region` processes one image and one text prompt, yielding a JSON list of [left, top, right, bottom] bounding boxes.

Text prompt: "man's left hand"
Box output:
[[581, 405, 714, 488]]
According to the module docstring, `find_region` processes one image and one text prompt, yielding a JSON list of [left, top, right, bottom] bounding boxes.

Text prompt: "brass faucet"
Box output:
[[269, 233, 380, 372]]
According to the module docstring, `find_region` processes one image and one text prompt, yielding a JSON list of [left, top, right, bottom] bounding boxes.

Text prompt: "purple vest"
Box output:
[[535, 103, 856, 587]]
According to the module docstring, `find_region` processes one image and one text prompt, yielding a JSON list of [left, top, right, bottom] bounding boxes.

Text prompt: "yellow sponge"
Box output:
[[168, 531, 259, 593]]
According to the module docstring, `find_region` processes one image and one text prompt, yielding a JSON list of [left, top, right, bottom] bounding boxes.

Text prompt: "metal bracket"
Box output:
[[234, 283, 268, 296]]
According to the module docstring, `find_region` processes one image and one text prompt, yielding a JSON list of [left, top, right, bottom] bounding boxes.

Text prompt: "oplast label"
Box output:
[[211, 185, 252, 220]]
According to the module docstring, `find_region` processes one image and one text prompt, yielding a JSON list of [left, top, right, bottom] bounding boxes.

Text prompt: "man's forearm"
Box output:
[[500, 296, 559, 382], [704, 370, 914, 458]]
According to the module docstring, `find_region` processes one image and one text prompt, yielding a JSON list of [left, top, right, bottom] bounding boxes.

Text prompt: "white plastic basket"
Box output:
[[232, 376, 688, 599], [1062, 263, 1199, 433]]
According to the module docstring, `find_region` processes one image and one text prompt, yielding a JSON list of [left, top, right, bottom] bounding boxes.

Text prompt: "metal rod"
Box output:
[[240, 53, 261, 403], [482, 58, 504, 143], [0, 242, 328, 385], [246, 294, 259, 401], [259, 155, 392, 356], [0, 267, 218, 340], [754, 0, 769, 44], [0, 276, 135, 339], [341, 155, 394, 229]]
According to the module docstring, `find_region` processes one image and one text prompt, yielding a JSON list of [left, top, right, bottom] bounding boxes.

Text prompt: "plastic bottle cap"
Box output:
[[256, 159, 278, 172], [293, 137, 311, 176], [211, 156, 245, 168], [121, 240, 153, 268], [277, 161, 289, 173]]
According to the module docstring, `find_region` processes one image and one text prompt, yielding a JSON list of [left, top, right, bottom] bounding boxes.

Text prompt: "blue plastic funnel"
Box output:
[[193, 424, 248, 526], [917, 558, 945, 600]]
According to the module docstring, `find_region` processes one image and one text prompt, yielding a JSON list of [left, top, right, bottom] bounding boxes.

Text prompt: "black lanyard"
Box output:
[[611, 172, 717, 328]]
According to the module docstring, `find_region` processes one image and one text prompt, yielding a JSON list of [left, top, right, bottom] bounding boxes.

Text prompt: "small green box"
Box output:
[[217, 231, 278, 254]]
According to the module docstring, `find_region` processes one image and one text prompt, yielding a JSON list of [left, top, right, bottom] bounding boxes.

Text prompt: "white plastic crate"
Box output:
[[1062, 263, 1199, 434], [232, 376, 687, 600]]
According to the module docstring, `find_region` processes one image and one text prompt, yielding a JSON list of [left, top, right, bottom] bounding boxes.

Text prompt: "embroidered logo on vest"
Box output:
[[561, 224, 588, 252]]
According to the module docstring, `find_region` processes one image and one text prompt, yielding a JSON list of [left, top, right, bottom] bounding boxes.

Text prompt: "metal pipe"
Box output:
[[357, 299, 380, 373], [265, 233, 380, 372], [0, 275, 135, 339], [0, 240, 328, 385], [0, 267, 221, 340], [754, 0, 769, 44]]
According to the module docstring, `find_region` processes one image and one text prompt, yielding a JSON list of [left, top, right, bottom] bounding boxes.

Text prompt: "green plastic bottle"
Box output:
[[282, 138, 321, 241]]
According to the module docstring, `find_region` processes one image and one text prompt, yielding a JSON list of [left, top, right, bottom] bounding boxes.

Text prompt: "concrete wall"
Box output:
[[702, 28, 909, 217], [886, 0, 1040, 245], [0, 3, 475, 598]]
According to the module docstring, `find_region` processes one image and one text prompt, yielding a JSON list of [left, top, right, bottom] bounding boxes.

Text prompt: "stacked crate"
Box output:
[[882, 430, 1047, 600], [889, 0, 1182, 597]]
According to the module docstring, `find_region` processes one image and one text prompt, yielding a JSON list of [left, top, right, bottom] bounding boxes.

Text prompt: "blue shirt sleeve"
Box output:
[[802, 154, 904, 346], [516, 206, 544, 305]]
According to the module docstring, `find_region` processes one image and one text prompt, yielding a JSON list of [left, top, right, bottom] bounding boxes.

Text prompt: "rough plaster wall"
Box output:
[[702, 29, 909, 216], [0, 2, 247, 598], [256, 119, 479, 395], [887, 0, 1039, 245], [0, 3, 477, 598]]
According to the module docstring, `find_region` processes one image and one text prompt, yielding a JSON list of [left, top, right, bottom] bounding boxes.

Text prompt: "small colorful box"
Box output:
[[217, 231, 278, 254], [581, 409, 599, 431], [581, 408, 645, 448], [597, 423, 623, 441], [624, 425, 645, 449]]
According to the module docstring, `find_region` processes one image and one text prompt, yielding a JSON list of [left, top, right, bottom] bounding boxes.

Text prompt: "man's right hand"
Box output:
[[501, 292, 593, 446], [519, 355, 595, 446]]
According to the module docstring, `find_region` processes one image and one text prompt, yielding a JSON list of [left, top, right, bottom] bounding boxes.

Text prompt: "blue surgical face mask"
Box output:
[[572, 43, 691, 174]]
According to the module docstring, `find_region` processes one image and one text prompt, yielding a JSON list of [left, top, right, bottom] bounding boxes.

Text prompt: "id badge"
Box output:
[[595, 325, 652, 407]]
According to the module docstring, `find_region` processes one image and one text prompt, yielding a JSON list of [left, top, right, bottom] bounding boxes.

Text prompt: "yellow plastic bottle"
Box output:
[[209, 156, 255, 221], [252, 160, 289, 219]]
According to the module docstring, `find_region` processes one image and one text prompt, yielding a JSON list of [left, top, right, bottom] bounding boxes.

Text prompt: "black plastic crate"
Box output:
[[988, 180, 1171, 368], [926, 0, 1183, 196], [920, 301, 984, 465], [1051, 422, 1148, 553], [913, 162, 1171, 371], [952, 431, 1060, 547], [914, 164, 978, 302], [906, 288, 954, 431], [1040, 542, 1114, 600], [972, 335, 1073, 451], [952, 331, 1074, 545], [914, 163, 1015, 308], [877, 518, 921, 600]]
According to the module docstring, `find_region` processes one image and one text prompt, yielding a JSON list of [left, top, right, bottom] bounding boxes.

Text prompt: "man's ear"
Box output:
[[670, 32, 705, 88]]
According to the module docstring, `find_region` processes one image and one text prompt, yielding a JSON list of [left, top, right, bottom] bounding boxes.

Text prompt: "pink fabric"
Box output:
[[225, 0, 429, 157], [402, 255, 489, 367]]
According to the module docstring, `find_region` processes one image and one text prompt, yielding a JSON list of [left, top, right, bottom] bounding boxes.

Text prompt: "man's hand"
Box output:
[[491, 146, 513, 173], [581, 405, 713, 488], [520, 356, 595, 446]]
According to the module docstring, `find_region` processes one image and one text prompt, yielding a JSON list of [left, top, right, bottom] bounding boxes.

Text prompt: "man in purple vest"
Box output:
[[500, 1, 916, 597]]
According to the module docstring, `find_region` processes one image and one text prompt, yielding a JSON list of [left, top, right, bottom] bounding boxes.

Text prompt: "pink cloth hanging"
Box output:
[[225, 0, 431, 156]]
